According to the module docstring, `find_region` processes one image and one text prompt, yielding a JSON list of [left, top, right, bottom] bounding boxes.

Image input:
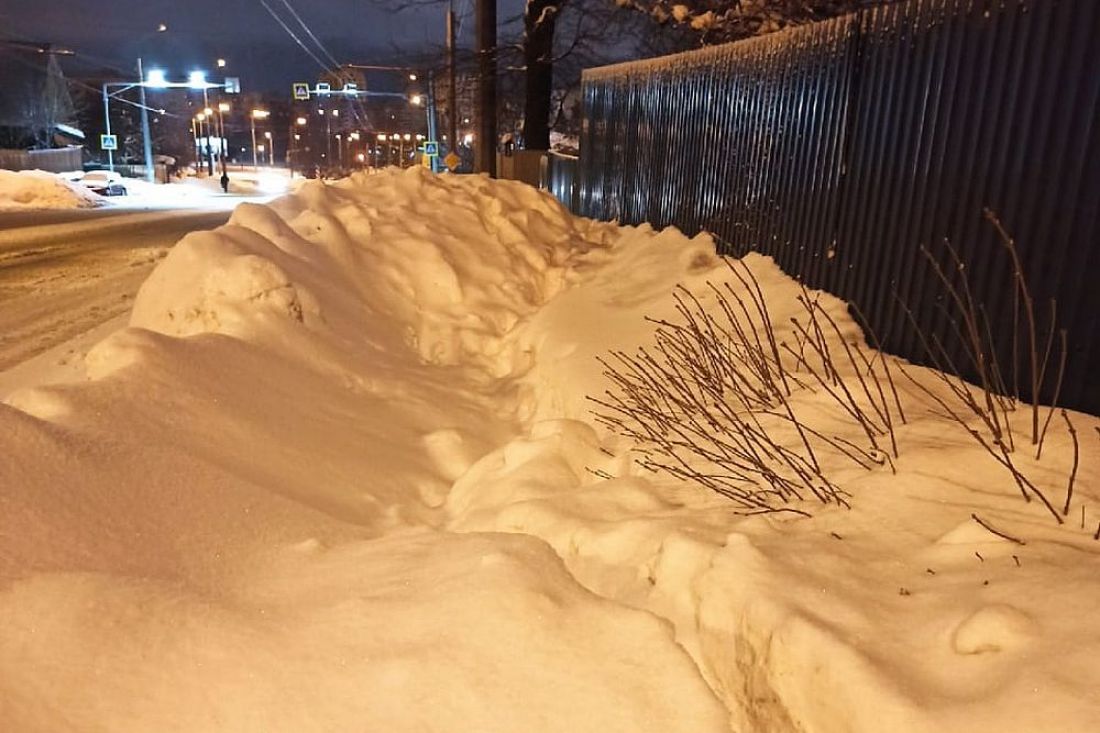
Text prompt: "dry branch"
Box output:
[[589, 258, 899, 514]]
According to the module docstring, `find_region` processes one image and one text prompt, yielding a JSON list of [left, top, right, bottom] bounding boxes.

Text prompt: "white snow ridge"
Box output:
[[1, 168, 1098, 732]]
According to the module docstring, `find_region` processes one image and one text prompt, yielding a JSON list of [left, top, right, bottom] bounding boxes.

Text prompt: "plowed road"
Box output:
[[0, 209, 230, 373]]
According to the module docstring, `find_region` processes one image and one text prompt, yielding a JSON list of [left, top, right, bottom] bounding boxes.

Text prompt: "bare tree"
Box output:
[[617, 0, 859, 45], [20, 53, 76, 149]]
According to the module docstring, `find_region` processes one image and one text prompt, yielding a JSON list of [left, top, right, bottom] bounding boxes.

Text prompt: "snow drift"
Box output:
[[0, 169, 101, 210], [1, 168, 1098, 732]]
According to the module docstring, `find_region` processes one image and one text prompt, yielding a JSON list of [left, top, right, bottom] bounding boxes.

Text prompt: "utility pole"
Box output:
[[251, 116, 259, 170], [447, 0, 458, 155], [101, 84, 114, 173], [202, 86, 214, 175], [136, 58, 155, 182], [426, 69, 441, 172], [476, 0, 496, 176]]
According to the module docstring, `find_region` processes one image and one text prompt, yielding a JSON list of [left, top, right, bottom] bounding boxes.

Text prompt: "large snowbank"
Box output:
[[1, 168, 1098, 731], [0, 169, 102, 210]]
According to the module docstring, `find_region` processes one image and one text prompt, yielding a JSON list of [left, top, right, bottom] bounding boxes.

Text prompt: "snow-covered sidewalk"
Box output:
[[1, 169, 1097, 732]]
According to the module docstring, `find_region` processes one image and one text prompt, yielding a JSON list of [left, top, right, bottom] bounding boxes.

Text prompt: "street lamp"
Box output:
[[264, 131, 274, 166], [250, 109, 269, 170], [107, 67, 234, 176], [216, 103, 230, 175], [145, 68, 168, 88]]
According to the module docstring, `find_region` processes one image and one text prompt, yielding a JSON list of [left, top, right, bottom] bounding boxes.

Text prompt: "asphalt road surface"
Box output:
[[0, 208, 231, 373]]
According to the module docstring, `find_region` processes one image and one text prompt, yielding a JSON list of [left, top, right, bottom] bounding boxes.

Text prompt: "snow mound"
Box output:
[[2, 167, 1099, 732], [130, 170, 602, 373], [0, 169, 102, 210], [0, 530, 726, 732]]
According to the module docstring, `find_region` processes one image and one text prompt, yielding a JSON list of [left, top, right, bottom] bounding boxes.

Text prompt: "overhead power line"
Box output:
[[257, 0, 334, 74], [278, 0, 342, 71]]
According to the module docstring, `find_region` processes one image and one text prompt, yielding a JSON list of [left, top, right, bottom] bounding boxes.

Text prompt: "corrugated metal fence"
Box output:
[[573, 0, 1100, 415]]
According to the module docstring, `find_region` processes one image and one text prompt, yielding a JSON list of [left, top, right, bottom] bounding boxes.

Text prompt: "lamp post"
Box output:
[[136, 57, 155, 182], [101, 84, 114, 172], [250, 109, 269, 170], [264, 131, 274, 166], [190, 72, 215, 175], [217, 102, 230, 175], [195, 112, 207, 171], [190, 116, 199, 167]]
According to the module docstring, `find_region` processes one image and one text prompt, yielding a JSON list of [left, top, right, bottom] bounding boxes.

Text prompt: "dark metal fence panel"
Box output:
[[575, 0, 1100, 416], [544, 153, 580, 211]]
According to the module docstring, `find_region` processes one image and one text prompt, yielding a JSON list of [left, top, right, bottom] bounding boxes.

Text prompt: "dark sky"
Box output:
[[1, 0, 522, 92]]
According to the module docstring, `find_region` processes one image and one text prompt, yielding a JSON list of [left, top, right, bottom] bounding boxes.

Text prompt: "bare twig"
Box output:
[[1060, 409, 1078, 516], [971, 513, 1027, 546]]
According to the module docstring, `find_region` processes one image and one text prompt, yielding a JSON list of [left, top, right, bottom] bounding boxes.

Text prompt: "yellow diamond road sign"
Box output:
[[444, 151, 461, 170]]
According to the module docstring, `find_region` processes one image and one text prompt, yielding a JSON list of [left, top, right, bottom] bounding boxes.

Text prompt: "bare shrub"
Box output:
[[589, 258, 904, 515], [897, 210, 1071, 525]]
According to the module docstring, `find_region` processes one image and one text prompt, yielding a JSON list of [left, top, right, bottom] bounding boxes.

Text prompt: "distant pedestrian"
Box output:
[[220, 172, 230, 194]]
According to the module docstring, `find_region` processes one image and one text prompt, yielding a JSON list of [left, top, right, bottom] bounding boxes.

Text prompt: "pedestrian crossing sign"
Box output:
[[292, 83, 310, 100], [100, 134, 118, 151]]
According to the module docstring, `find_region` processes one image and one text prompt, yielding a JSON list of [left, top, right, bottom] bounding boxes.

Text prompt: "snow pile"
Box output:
[[1, 168, 1098, 732], [0, 169, 102, 210]]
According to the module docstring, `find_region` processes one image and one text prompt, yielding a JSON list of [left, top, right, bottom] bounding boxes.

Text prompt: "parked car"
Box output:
[[78, 170, 127, 196]]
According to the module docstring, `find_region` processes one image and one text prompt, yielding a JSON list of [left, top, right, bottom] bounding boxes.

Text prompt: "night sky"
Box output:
[[1, 0, 519, 92]]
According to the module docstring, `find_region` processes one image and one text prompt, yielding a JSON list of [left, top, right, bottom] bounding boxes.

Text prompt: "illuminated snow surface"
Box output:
[[0, 169, 102, 210], [1, 168, 1097, 731]]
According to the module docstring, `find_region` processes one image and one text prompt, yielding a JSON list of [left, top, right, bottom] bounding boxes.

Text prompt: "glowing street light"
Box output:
[[408, 73, 417, 81], [217, 58, 227, 68], [145, 68, 168, 88], [157, 23, 168, 32], [204, 107, 213, 116], [296, 116, 307, 126], [188, 71, 208, 90], [377, 133, 387, 141], [249, 110, 270, 170], [410, 94, 422, 106], [214, 103, 230, 178]]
